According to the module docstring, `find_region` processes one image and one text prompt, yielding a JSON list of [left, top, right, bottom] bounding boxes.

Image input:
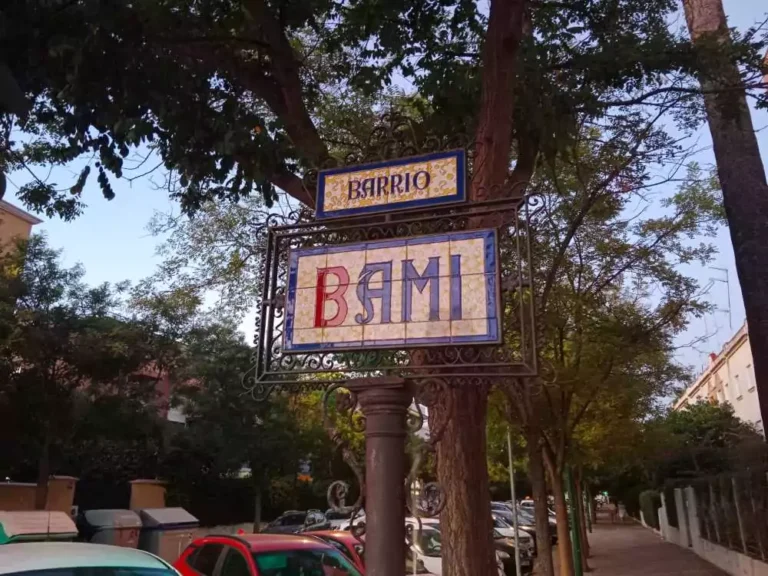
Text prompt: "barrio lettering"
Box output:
[[315, 150, 466, 219], [283, 229, 500, 352], [347, 170, 431, 200]]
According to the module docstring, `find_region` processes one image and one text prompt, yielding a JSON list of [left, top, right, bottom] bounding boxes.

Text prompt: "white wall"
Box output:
[[658, 486, 768, 576]]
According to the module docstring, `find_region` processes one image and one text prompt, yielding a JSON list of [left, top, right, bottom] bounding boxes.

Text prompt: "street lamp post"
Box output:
[[347, 377, 410, 576]]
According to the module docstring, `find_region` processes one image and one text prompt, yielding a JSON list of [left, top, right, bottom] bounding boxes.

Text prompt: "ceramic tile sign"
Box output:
[[283, 229, 500, 352], [315, 150, 466, 219]]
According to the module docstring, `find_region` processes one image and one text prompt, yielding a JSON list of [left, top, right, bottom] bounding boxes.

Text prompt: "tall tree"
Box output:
[[503, 115, 725, 574], [165, 321, 307, 530], [0, 235, 167, 507], [682, 0, 768, 430]]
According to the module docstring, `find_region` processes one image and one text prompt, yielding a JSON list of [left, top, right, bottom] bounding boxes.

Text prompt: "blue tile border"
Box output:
[[315, 149, 466, 220], [283, 229, 501, 352]]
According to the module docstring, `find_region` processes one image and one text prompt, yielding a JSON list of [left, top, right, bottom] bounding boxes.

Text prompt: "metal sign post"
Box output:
[[346, 377, 410, 576], [507, 429, 522, 576], [246, 117, 539, 576]]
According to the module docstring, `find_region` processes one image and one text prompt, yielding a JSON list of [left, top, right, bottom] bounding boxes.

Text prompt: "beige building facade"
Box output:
[[674, 322, 763, 435], [0, 199, 42, 249]]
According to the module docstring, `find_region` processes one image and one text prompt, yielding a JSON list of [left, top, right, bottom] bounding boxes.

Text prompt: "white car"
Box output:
[[325, 508, 367, 530], [406, 518, 507, 576], [0, 542, 179, 576]]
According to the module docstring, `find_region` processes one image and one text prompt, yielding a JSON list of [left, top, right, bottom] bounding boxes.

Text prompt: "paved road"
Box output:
[[553, 522, 728, 576]]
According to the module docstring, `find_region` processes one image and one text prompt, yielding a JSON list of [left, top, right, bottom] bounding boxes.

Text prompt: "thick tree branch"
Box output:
[[471, 0, 528, 201], [270, 169, 314, 206], [241, 0, 330, 177]]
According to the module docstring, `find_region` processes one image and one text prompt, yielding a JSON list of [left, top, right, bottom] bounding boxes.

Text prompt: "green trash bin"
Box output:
[[80, 509, 142, 548], [137, 508, 198, 562], [0, 511, 77, 544]]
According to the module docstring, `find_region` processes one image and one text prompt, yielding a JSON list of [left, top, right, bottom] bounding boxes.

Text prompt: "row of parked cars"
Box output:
[[258, 503, 549, 576], [0, 503, 553, 576]]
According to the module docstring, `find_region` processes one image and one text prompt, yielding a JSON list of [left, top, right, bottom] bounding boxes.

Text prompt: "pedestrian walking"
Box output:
[[618, 502, 627, 524]]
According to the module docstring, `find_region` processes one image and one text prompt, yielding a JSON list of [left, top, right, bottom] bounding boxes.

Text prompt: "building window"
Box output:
[[734, 374, 743, 399], [746, 364, 756, 392]]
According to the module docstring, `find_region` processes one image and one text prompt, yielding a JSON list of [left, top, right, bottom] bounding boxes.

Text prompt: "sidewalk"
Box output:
[[562, 522, 728, 576]]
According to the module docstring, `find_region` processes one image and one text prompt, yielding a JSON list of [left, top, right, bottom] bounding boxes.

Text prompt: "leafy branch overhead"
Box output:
[[1, 0, 765, 217]]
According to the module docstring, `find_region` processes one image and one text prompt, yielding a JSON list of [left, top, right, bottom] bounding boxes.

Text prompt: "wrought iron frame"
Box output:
[[242, 114, 542, 553], [242, 195, 538, 401]]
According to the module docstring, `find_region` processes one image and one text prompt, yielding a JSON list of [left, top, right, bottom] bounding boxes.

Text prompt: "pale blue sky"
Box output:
[[5, 0, 767, 369]]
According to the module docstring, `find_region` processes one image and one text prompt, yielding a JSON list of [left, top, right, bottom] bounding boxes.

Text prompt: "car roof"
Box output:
[[305, 530, 360, 544], [0, 542, 171, 574], [221, 534, 334, 552]]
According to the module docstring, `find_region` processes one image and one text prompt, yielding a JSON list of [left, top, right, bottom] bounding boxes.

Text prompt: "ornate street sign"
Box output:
[[244, 117, 540, 574], [244, 197, 537, 398], [283, 229, 500, 353], [315, 150, 466, 219]]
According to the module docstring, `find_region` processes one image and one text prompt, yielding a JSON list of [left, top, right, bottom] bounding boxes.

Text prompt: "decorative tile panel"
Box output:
[[315, 150, 466, 219], [283, 229, 500, 352]]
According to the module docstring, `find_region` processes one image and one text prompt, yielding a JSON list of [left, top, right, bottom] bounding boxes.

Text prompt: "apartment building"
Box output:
[[673, 322, 763, 435], [0, 199, 42, 249]]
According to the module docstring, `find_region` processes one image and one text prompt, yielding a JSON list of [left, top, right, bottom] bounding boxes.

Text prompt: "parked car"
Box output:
[[509, 501, 557, 524], [490, 514, 535, 556], [405, 521, 445, 575], [406, 518, 522, 576], [519, 499, 535, 512], [515, 506, 557, 544], [493, 529, 533, 575], [324, 509, 367, 531], [174, 533, 363, 576], [261, 510, 328, 534], [307, 529, 434, 574], [491, 503, 557, 547], [492, 504, 537, 543], [0, 542, 179, 576]]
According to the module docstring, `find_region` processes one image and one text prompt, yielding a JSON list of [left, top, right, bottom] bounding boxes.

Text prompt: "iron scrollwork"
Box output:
[[242, 196, 538, 400], [243, 115, 538, 553]]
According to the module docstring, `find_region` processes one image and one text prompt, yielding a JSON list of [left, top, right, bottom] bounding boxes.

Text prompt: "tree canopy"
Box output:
[[0, 234, 171, 505], [2, 0, 765, 217]]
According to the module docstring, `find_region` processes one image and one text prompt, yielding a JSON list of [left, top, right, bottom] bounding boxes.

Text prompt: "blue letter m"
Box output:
[[402, 257, 440, 322]]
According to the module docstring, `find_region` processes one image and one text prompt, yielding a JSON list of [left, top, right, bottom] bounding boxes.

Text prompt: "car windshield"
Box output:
[[6, 569, 176, 576], [493, 516, 511, 529], [253, 549, 363, 576], [413, 527, 442, 558]]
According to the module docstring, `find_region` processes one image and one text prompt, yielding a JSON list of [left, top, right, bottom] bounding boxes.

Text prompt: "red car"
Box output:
[[306, 530, 434, 575], [305, 531, 365, 573], [173, 533, 364, 576]]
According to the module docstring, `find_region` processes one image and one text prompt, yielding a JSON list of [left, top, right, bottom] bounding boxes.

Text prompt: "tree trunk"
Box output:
[[435, 386, 497, 576], [527, 434, 554, 576], [436, 0, 527, 574], [34, 434, 51, 510], [682, 0, 768, 427], [550, 472, 574, 576]]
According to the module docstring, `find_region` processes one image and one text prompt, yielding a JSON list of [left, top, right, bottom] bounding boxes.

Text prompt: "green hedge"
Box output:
[[639, 490, 661, 529]]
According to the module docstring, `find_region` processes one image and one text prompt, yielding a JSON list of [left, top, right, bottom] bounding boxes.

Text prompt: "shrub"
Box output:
[[639, 489, 661, 529]]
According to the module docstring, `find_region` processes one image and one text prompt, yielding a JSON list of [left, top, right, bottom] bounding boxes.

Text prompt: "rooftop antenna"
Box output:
[[709, 266, 732, 332]]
